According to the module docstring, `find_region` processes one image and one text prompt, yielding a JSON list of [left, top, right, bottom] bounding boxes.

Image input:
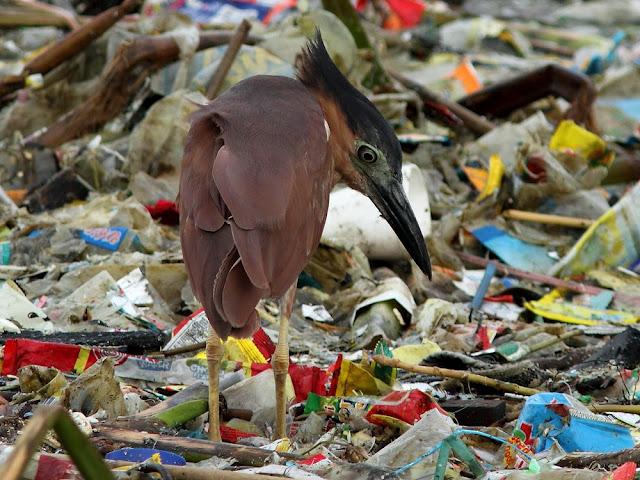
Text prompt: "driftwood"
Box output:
[[32, 31, 261, 148], [0, 0, 140, 101], [92, 426, 298, 465]]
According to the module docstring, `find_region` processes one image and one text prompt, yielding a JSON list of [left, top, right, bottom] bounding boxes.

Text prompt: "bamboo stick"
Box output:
[[502, 209, 594, 228], [588, 404, 640, 414]]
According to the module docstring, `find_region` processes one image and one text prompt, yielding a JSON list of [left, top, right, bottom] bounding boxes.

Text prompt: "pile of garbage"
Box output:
[[1, 0, 640, 479]]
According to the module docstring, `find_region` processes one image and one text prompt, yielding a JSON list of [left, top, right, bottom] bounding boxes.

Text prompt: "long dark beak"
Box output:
[[370, 179, 432, 279]]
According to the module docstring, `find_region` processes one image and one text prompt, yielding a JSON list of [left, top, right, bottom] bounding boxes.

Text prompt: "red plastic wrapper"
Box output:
[[607, 462, 637, 480], [365, 389, 446, 426], [355, 0, 425, 28], [35, 454, 76, 480], [145, 199, 179, 225], [251, 326, 276, 361], [1, 338, 105, 375], [220, 424, 258, 443], [484, 294, 515, 303]]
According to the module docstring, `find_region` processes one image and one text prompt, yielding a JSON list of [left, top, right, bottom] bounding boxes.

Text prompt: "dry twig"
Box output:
[[371, 354, 541, 396]]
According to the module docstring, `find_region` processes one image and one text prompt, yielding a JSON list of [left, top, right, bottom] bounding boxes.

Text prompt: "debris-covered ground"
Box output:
[[1, 0, 640, 479]]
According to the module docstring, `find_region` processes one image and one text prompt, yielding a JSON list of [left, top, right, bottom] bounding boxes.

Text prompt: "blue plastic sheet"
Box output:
[[471, 225, 557, 274]]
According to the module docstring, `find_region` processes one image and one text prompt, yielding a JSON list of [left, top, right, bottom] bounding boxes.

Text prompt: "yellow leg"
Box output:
[[206, 329, 224, 441], [272, 283, 296, 439]]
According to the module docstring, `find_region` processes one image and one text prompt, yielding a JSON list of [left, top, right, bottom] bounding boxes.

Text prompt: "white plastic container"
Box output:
[[322, 163, 431, 262]]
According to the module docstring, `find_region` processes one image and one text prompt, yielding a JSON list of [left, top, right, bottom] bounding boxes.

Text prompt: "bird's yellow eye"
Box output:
[[357, 144, 377, 163]]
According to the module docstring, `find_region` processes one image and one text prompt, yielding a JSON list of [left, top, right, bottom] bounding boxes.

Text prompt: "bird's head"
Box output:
[[297, 32, 432, 279]]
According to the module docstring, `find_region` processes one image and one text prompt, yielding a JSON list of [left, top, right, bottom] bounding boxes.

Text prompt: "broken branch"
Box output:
[[0, 0, 141, 101], [371, 355, 541, 396], [31, 31, 261, 148], [390, 69, 495, 135]]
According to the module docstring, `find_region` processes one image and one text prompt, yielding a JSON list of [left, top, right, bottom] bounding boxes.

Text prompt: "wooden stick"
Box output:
[[31, 31, 260, 148], [13, 0, 80, 30], [118, 464, 283, 480], [588, 404, 640, 414], [0, 0, 141, 100], [502, 209, 594, 228], [161, 340, 206, 356], [456, 251, 640, 308], [371, 355, 541, 396], [528, 329, 582, 353], [557, 445, 640, 469], [93, 426, 298, 465], [0, 7, 81, 28], [14, 453, 285, 480], [206, 19, 251, 99], [106, 459, 285, 480], [389, 69, 495, 135]]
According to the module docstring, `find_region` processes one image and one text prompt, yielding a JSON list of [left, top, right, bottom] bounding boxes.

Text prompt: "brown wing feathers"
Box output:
[[179, 75, 330, 339]]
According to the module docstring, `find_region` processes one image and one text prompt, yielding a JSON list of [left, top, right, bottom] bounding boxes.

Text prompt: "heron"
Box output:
[[178, 32, 432, 441]]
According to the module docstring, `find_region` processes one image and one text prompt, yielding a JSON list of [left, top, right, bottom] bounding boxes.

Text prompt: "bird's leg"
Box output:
[[272, 283, 296, 439], [206, 329, 224, 441]]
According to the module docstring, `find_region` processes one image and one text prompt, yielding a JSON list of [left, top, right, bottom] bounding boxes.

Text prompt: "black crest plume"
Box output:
[[297, 31, 402, 174]]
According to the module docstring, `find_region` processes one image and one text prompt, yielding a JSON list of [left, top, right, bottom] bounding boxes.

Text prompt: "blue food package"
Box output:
[[105, 447, 186, 465], [79, 226, 129, 251], [514, 392, 634, 453]]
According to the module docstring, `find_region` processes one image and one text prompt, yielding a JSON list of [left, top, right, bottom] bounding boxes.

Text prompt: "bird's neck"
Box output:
[[309, 91, 366, 191]]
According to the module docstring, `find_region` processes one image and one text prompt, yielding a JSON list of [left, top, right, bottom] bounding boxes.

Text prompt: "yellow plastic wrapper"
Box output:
[[224, 337, 267, 363], [367, 414, 413, 433], [551, 182, 640, 277], [525, 289, 638, 326], [335, 359, 392, 397], [192, 336, 267, 376], [392, 341, 441, 366], [477, 154, 505, 201], [549, 120, 614, 167]]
